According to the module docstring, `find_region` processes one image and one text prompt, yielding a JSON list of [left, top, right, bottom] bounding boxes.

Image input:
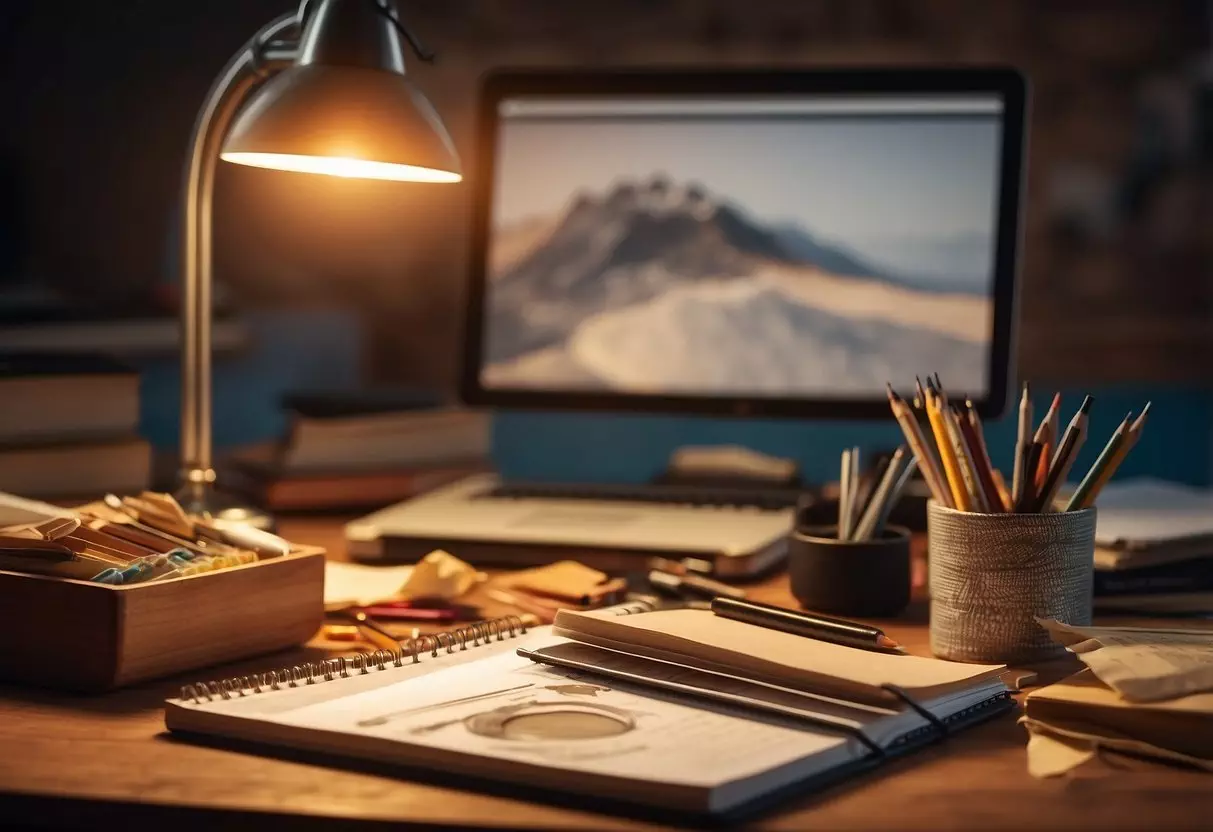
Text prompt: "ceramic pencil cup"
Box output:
[[788, 525, 912, 618], [927, 502, 1096, 664]]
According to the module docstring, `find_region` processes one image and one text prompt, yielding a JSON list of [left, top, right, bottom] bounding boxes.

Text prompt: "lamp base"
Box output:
[[174, 483, 275, 532]]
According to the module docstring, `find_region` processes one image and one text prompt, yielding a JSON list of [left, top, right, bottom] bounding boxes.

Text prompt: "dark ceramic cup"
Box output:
[[788, 525, 912, 618]]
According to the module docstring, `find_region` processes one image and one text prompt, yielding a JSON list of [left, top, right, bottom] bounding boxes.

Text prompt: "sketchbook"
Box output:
[[165, 604, 1013, 819]]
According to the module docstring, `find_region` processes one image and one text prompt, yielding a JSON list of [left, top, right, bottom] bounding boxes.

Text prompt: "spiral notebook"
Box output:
[[166, 603, 1013, 819]]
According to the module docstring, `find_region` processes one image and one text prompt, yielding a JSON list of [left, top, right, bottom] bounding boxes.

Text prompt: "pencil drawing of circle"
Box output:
[[463, 702, 635, 741]]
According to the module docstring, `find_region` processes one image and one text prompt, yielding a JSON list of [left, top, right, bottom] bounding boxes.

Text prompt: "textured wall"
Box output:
[[2, 0, 1209, 388]]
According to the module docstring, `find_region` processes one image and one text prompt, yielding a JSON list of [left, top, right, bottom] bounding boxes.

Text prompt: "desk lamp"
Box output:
[[176, 0, 460, 526]]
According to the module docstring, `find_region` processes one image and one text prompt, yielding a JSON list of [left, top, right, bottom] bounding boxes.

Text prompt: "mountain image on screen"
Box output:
[[484, 175, 992, 395]]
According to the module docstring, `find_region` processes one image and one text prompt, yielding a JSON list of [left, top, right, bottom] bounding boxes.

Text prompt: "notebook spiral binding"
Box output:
[[179, 598, 659, 705], [180, 614, 530, 704]]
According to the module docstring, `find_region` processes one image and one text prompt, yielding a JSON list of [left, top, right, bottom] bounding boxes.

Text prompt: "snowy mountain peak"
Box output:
[[570, 175, 720, 221]]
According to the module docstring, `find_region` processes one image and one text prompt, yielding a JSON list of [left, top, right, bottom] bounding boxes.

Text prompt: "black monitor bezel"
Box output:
[[460, 68, 1026, 419]]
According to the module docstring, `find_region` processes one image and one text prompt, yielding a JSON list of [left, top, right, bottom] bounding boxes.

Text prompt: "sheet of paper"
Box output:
[[1091, 479, 1213, 546], [1023, 722, 1096, 778], [1020, 717, 1213, 774], [324, 561, 414, 607], [1039, 619, 1213, 702], [271, 647, 852, 790]]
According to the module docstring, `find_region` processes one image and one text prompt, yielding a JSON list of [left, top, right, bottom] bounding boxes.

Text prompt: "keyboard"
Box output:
[[478, 481, 803, 512]]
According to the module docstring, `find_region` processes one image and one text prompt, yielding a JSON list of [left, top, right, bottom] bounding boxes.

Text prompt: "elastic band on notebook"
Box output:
[[881, 684, 949, 740], [843, 725, 886, 758]]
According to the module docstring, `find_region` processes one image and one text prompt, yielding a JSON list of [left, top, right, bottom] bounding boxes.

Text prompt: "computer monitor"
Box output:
[[462, 69, 1025, 419]]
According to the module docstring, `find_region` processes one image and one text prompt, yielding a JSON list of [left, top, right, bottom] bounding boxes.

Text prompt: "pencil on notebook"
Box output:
[[1033, 395, 1092, 512]]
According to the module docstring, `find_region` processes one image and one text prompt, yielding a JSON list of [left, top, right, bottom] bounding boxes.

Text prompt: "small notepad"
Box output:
[[553, 608, 1005, 705]]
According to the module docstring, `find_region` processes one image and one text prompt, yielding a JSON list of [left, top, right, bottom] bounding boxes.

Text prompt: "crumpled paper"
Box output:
[[1037, 618, 1213, 702], [399, 549, 485, 600], [1021, 716, 1213, 778]]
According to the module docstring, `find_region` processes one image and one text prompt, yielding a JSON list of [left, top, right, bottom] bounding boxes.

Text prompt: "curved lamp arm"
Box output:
[[175, 0, 456, 523], [178, 11, 301, 510]]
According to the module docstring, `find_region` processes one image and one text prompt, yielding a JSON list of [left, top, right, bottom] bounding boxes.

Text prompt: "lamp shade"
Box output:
[[221, 0, 461, 182]]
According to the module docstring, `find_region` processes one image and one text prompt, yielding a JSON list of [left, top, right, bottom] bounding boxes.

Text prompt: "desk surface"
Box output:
[[2, 517, 1210, 830]]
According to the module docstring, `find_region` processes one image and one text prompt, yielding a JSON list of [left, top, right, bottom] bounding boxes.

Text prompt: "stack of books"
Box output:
[[229, 390, 490, 512], [1092, 479, 1213, 615], [0, 353, 149, 499]]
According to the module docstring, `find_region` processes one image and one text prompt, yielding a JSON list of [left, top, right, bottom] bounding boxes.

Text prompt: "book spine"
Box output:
[[1093, 561, 1213, 597]]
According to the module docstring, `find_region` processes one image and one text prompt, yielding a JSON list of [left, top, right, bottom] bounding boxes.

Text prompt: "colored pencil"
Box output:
[[838, 448, 856, 540], [853, 452, 891, 526], [854, 446, 907, 540], [927, 389, 972, 511], [1011, 382, 1032, 508], [849, 446, 860, 523], [1014, 441, 1044, 512], [1033, 395, 1093, 512], [887, 384, 951, 507], [1035, 393, 1061, 489], [946, 404, 989, 512], [1068, 402, 1150, 510], [1064, 412, 1132, 512], [963, 400, 1003, 512], [873, 456, 919, 536], [991, 468, 1013, 512]]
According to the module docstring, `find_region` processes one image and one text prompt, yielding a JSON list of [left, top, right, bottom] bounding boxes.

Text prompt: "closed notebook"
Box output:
[[166, 605, 1011, 819]]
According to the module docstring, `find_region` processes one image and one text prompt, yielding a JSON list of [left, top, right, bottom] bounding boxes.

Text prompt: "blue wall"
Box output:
[[138, 314, 1211, 488], [139, 309, 363, 449], [493, 386, 1212, 487]]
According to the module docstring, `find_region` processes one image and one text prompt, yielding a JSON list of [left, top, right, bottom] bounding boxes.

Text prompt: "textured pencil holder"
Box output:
[[927, 502, 1096, 664]]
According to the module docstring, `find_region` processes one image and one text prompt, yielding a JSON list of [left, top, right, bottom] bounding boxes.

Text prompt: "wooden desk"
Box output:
[[1, 517, 1209, 830]]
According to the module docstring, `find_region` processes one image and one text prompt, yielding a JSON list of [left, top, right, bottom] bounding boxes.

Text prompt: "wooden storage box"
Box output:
[[0, 548, 325, 692]]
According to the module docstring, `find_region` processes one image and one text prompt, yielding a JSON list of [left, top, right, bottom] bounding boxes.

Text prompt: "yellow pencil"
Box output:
[[945, 404, 989, 512], [887, 385, 951, 508], [927, 389, 972, 511], [991, 468, 1013, 512]]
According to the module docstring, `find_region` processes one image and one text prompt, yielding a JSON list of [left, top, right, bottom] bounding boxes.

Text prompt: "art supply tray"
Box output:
[[0, 545, 325, 692]]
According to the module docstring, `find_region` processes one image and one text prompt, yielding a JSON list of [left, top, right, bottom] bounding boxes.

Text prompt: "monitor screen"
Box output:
[[467, 74, 1022, 417]]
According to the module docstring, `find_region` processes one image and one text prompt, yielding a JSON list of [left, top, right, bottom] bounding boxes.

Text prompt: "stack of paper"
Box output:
[[1022, 620, 1213, 776]]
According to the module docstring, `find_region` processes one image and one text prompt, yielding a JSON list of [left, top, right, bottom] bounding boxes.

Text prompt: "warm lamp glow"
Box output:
[[221, 151, 462, 182]]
